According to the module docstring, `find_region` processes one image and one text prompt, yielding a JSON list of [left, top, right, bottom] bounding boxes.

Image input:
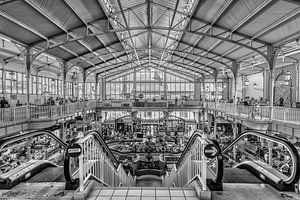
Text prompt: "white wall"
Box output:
[[244, 72, 264, 99]]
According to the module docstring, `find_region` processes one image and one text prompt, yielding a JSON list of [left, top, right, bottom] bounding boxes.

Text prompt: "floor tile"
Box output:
[[126, 196, 141, 200], [156, 197, 171, 200], [95, 196, 111, 200], [156, 190, 170, 196], [170, 190, 184, 197], [99, 189, 114, 196], [113, 189, 128, 196], [111, 196, 126, 200], [127, 189, 142, 196], [142, 189, 155, 196], [141, 197, 155, 200]]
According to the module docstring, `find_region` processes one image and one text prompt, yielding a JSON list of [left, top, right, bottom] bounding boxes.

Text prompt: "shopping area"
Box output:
[[1, 0, 300, 199]]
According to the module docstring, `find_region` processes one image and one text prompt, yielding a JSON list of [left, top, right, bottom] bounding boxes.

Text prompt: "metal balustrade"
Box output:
[[76, 133, 134, 191], [204, 102, 300, 125], [164, 137, 207, 189], [163, 131, 223, 190], [1, 100, 300, 128], [0, 106, 27, 126], [0, 101, 96, 127]]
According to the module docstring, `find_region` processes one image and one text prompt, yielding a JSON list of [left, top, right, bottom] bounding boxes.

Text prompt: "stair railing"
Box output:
[[69, 131, 134, 191], [163, 130, 223, 191]]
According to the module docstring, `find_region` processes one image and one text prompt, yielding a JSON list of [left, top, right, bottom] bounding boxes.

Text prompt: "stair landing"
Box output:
[[86, 187, 199, 200]]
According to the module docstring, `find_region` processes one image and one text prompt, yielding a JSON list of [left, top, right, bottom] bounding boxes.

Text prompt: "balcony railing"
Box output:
[[1, 100, 300, 128], [97, 99, 203, 108], [0, 101, 97, 128], [204, 102, 300, 125]]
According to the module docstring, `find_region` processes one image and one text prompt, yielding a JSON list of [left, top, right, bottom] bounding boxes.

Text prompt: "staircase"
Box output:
[[85, 186, 199, 200]]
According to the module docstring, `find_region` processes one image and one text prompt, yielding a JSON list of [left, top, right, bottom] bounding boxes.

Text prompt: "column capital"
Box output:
[[212, 69, 218, 83], [231, 61, 239, 79], [266, 45, 282, 71]]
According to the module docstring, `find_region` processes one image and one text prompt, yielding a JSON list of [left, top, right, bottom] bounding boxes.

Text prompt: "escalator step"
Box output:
[[26, 167, 65, 183], [223, 168, 262, 184]]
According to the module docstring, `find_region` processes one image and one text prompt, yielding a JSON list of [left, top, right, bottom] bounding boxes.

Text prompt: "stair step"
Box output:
[[86, 187, 198, 200]]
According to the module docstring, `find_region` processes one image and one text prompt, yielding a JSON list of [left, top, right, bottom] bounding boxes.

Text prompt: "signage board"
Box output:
[[67, 143, 82, 157], [204, 143, 219, 159]]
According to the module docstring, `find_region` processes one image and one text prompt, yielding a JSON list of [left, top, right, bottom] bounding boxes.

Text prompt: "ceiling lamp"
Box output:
[[253, 83, 257, 89], [244, 79, 249, 86], [284, 71, 291, 85]]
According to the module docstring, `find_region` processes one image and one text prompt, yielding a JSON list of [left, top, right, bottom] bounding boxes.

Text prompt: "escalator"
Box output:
[[220, 130, 300, 191], [163, 130, 224, 190], [0, 130, 68, 189], [63, 130, 135, 190]]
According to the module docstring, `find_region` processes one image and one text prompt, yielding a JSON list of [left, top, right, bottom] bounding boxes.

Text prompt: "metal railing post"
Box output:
[[201, 140, 207, 191], [78, 148, 84, 192]]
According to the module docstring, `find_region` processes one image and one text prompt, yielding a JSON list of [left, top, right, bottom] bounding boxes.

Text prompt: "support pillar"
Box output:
[[266, 46, 280, 120], [56, 74, 60, 97], [25, 47, 32, 120], [0, 61, 5, 94], [102, 78, 106, 101], [82, 70, 87, 122], [164, 66, 167, 100], [232, 61, 239, 115], [133, 65, 137, 99], [232, 122, 238, 160], [263, 69, 270, 101], [297, 61, 300, 102], [266, 46, 280, 107], [95, 74, 99, 102], [62, 61, 68, 104], [213, 69, 218, 139]]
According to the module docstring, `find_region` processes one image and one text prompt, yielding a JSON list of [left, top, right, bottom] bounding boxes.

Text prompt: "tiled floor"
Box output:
[[86, 187, 199, 200]]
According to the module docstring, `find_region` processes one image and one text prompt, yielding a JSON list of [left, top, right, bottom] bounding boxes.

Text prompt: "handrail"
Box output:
[[0, 129, 68, 151], [175, 131, 223, 185], [83, 130, 119, 168], [164, 130, 223, 189], [65, 130, 134, 191], [222, 130, 300, 187]]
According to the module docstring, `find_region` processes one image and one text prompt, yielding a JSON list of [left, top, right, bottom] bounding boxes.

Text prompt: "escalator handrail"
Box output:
[[222, 130, 300, 185], [176, 130, 211, 167], [175, 130, 223, 185], [78, 130, 120, 168], [64, 130, 122, 189], [0, 129, 68, 152]]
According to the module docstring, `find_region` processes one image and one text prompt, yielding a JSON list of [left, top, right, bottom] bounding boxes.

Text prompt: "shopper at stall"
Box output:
[[0, 96, 9, 108]]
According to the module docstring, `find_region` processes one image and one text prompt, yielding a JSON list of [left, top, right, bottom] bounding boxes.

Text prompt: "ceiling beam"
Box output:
[[157, 0, 180, 69], [116, 0, 142, 67], [252, 7, 300, 40]]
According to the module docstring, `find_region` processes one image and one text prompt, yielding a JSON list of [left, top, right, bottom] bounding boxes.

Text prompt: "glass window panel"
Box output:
[[23, 74, 27, 94]]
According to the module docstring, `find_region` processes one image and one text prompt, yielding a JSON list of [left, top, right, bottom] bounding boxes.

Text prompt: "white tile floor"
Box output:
[[86, 187, 199, 200]]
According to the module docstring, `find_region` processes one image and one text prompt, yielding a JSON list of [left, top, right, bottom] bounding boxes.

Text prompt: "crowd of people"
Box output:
[[45, 96, 89, 106]]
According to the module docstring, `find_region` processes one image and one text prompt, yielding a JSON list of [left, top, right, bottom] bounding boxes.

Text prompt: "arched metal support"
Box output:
[[266, 45, 282, 107]]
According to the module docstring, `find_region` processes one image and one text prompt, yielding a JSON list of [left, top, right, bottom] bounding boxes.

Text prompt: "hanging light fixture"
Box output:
[[253, 83, 257, 89], [284, 71, 291, 85], [244, 79, 249, 86]]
